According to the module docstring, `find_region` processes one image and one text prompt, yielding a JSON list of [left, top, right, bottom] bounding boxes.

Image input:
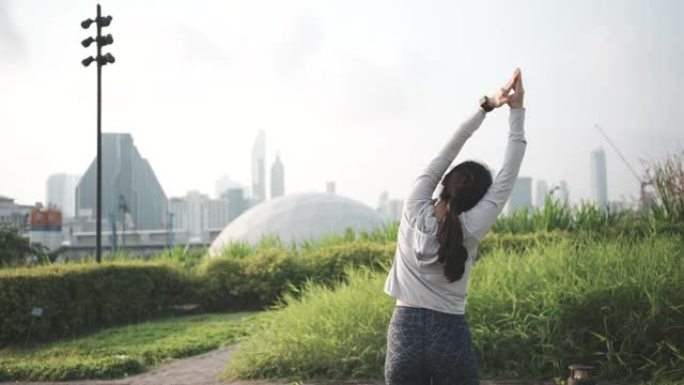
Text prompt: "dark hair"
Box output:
[[438, 161, 492, 282]]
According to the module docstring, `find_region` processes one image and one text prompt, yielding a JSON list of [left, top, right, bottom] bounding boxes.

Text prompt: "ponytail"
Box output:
[[437, 160, 493, 283], [437, 197, 468, 282]]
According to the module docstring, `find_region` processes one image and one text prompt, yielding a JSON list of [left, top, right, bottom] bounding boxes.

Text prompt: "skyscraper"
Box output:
[[557, 180, 569, 204], [271, 153, 284, 199], [225, 188, 247, 222], [590, 147, 608, 208], [46, 173, 80, 217], [535, 179, 548, 208], [75, 133, 168, 230], [251, 130, 266, 204], [507, 176, 533, 213]]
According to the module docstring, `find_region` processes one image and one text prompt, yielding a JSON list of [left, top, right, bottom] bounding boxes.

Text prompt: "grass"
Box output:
[[0, 311, 256, 382], [226, 235, 684, 383], [224, 268, 393, 381]]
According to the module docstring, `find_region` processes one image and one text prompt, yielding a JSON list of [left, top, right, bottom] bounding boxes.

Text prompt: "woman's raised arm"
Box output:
[[463, 71, 527, 241]]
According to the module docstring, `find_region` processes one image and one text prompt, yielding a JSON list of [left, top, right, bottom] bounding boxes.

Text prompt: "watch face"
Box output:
[[480, 96, 492, 111]]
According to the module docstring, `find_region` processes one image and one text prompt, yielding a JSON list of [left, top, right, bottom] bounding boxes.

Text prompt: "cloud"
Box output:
[[170, 23, 230, 67], [277, 12, 323, 76]]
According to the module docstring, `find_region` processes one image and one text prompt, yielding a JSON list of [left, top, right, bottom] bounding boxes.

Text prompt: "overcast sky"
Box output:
[[1, 0, 682, 209]]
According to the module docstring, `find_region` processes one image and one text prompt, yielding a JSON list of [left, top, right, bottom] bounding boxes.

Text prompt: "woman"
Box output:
[[384, 68, 527, 385]]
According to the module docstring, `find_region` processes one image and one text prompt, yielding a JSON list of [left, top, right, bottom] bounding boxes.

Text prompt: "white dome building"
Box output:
[[209, 193, 385, 256]]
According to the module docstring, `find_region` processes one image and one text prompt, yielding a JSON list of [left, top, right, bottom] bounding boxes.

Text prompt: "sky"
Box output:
[[1, 0, 682, 209]]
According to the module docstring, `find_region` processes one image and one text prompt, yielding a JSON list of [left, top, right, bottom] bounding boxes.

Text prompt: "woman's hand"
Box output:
[[506, 68, 524, 109], [487, 68, 523, 109]]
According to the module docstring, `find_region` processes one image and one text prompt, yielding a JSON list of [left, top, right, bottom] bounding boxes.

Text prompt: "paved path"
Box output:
[[0, 345, 565, 385]]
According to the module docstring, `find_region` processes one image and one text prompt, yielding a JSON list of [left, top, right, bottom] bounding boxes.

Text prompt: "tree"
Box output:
[[0, 226, 48, 267]]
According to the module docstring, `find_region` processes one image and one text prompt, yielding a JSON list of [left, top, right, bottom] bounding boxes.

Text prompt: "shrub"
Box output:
[[0, 262, 196, 346], [649, 150, 684, 223], [199, 241, 395, 311], [0, 226, 49, 267]]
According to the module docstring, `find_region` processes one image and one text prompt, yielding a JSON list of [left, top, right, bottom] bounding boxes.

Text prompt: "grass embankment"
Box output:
[[0, 312, 255, 382], [226, 235, 684, 383]]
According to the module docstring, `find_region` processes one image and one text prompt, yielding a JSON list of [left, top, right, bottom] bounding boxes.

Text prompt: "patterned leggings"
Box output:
[[384, 306, 480, 385]]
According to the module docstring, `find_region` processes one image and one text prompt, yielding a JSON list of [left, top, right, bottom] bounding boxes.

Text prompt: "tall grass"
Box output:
[[490, 197, 680, 235], [224, 268, 394, 380], [226, 235, 684, 382], [649, 150, 684, 223]]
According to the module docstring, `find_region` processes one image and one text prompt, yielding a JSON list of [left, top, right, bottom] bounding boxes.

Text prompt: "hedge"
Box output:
[[198, 241, 395, 311], [0, 232, 578, 347], [0, 262, 195, 346]]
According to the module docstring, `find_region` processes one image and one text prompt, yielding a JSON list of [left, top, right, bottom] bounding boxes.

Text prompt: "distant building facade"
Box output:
[[506, 176, 533, 213], [378, 191, 403, 223], [0, 196, 32, 232], [225, 188, 247, 222], [29, 204, 63, 249], [75, 133, 168, 230], [207, 197, 230, 229], [170, 191, 238, 243], [251, 130, 266, 204], [535, 179, 548, 208], [590, 147, 608, 208], [270, 154, 284, 199], [46, 174, 80, 217]]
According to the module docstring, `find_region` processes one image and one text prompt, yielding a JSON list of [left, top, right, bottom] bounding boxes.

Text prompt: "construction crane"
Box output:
[[594, 124, 651, 212]]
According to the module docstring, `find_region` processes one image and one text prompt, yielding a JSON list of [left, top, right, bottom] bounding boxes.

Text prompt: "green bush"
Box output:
[[0, 226, 49, 267], [199, 241, 395, 311], [0, 262, 196, 346], [227, 235, 684, 382]]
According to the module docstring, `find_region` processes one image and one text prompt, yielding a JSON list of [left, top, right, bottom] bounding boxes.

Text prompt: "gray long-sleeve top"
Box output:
[[384, 108, 527, 314]]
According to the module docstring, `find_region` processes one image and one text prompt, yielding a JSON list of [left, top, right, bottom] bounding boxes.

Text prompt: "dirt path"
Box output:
[[0, 345, 559, 385]]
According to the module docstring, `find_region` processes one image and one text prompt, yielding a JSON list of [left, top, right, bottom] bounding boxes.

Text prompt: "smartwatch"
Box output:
[[479, 95, 494, 113]]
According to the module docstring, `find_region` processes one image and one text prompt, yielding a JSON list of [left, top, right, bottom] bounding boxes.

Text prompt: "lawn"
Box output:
[[0, 311, 256, 382]]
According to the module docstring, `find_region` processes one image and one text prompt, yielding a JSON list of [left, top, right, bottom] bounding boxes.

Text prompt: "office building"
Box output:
[[75, 133, 168, 230], [271, 154, 284, 199], [590, 147, 608, 208], [535, 179, 548, 208], [46, 174, 80, 217], [0, 196, 32, 232], [225, 188, 248, 222], [507, 176, 533, 213], [251, 130, 266, 204]]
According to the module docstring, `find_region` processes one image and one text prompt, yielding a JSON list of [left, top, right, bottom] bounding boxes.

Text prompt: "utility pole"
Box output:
[[81, 4, 115, 263]]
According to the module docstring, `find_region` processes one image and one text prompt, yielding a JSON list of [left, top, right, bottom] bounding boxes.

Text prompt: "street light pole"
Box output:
[[81, 4, 115, 263]]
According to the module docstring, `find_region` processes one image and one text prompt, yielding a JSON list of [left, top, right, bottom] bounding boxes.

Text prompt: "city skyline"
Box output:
[[1, 0, 682, 210]]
